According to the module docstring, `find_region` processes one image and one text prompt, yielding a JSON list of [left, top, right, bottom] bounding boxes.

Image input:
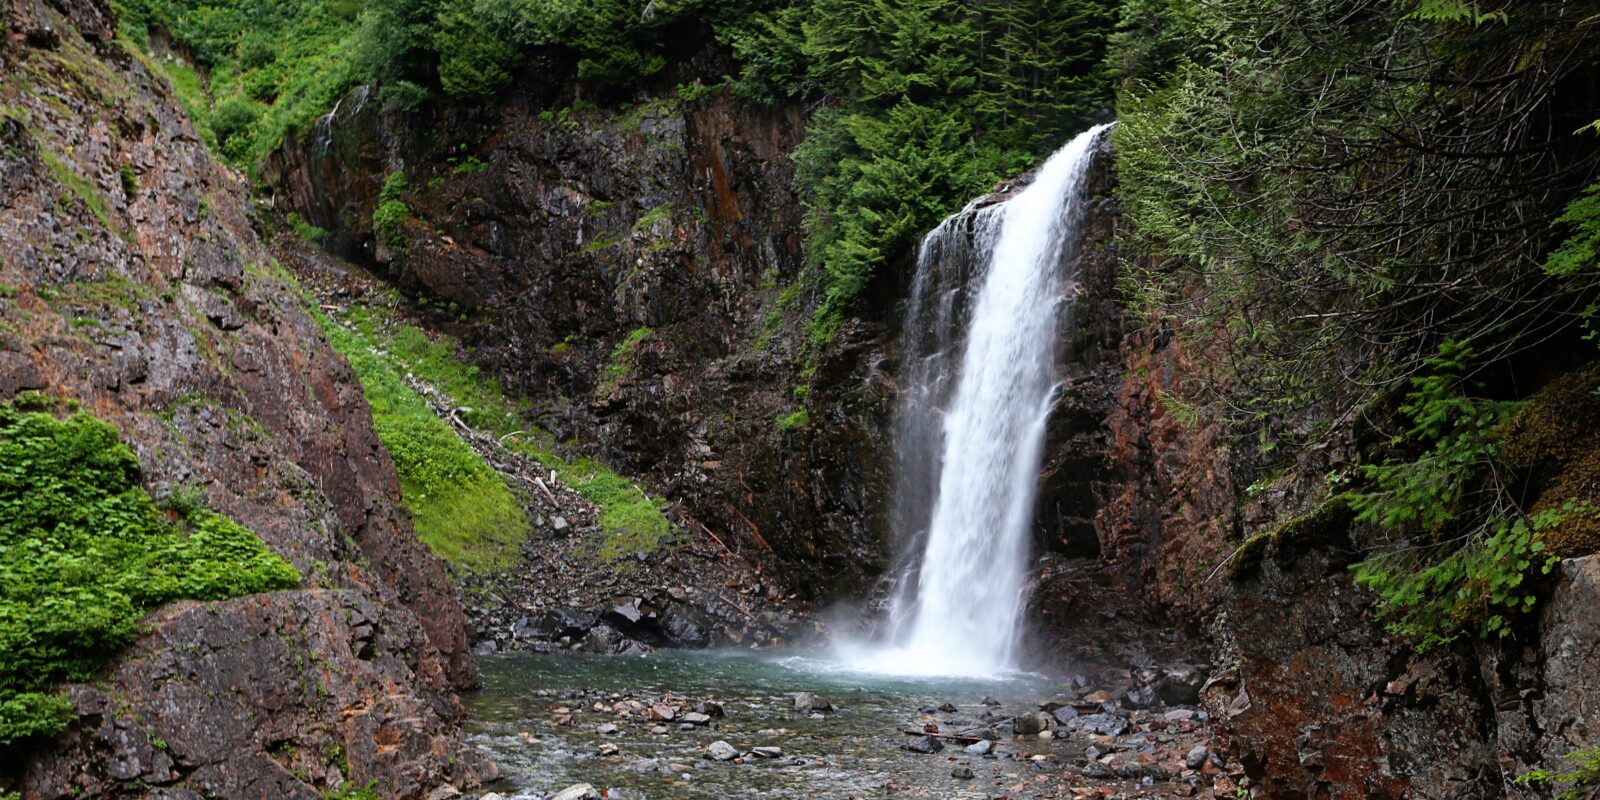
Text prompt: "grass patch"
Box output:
[[777, 409, 810, 431], [286, 212, 329, 244], [312, 306, 527, 572], [0, 402, 300, 747], [600, 327, 653, 392], [339, 302, 672, 565], [39, 148, 113, 233]]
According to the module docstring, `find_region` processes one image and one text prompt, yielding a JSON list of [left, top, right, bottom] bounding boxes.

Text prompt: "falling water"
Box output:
[[848, 124, 1111, 677]]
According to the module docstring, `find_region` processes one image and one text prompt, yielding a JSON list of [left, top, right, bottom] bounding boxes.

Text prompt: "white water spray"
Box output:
[[845, 124, 1111, 677]]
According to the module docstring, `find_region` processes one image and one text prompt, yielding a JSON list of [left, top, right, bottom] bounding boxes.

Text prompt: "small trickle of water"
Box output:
[[848, 124, 1112, 677]]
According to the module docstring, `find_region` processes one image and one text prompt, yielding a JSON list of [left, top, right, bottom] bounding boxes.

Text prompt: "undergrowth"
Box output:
[[0, 400, 299, 746], [311, 306, 527, 572], [1517, 747, 1600, 800], [337, 301, 672, 565], [1348, 342, 1562, 651]]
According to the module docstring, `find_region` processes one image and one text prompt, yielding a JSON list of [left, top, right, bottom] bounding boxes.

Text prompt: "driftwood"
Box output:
[[900, 729, 986, 745]]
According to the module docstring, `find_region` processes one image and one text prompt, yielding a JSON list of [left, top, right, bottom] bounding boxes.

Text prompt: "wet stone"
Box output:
[[706, 741, 739, 761], [901, 735, 944, 755]]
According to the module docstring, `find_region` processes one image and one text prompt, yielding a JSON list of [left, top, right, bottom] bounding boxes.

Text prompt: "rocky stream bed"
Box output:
[[460, 650, 1236, 800]]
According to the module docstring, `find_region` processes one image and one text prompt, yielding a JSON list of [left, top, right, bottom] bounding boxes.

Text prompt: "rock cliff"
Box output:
[[1, 3, 492, 796]]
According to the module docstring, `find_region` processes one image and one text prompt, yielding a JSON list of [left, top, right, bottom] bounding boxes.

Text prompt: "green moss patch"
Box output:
[[313, 306, 527, 572], [1229, 493, 1356, 582], [336, 301, 671, 566], [0, 403, 299, 746]]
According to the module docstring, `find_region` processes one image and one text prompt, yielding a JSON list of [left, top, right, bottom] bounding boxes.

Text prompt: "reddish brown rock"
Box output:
[[1, 3, 486, 796]]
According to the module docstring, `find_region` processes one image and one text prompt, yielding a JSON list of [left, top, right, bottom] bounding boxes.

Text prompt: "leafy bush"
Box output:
[[1346, 342, 1564, 651], [287, 211, 330, 244], [372, 172, 412, 251], [0, 404, 299, 746], [1517, 747, 1600, 800]]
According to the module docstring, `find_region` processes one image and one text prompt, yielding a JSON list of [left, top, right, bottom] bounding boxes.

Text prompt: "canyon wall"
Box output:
[[1, 3, 492, 796]]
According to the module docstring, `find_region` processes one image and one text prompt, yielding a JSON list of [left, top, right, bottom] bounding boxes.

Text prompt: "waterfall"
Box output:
[[850, 124, 1111, 677]]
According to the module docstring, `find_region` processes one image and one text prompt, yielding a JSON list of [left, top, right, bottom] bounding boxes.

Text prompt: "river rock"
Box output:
[[1186, 745, 1210, 770], [792, 692, 833, 712], [1159, 664, 1209, 706], [750, 746, 783, 758], [1014, 712, 1055, 736], [706, 741, 739, 761], [694, 700, 725, 717], [1121, 686, 1159, 710], [549, 785, 600, 800], [1051, 705, 1079, 725], [1074, 713, 1131, 737], [648, 704, 676, 721], [681, 712, 712, 725], [965, 739, 994, 756], [597, 743, 620, 756], [901, 735, 944, 754], [951, 765, 975, 779], [596, 723, 618, 735]]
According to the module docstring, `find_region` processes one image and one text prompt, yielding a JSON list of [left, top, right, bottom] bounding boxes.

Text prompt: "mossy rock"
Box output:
[[1230, 493, 1357, 581], [1500, 366, 1600, 472], [1500, 366, 1600, 558]]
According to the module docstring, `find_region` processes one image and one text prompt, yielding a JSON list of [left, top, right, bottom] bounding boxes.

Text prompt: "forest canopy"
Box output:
[[114, 0, 1115, 326]]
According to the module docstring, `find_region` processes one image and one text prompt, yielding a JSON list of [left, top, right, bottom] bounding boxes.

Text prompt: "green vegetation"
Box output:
[[1113, 0, 1600, 420], [0, 402, 299, 746], [313, 305, 528, 571], [323, 781, 381, 800], [776, 409, 808, 430], [372, 171, 412, 250], [116, 0, 364, 169], [126, 0, 1113, 330], [1517, 747, 1600, 800], [599, 326, 652, 392], [331, 301, 671, 565], [1341, 344, 1557, 650], [287, 211, 330, 244]]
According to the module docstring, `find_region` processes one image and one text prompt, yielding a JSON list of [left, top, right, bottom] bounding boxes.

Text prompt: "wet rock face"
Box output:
[[266, 82, 898, 600], [1222, 527, 1500, 799], [25, 593, 497, 799], [2, 5, 484, 796]]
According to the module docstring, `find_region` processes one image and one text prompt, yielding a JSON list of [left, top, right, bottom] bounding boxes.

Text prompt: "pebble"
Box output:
[[792, 692, 833, 713], [1186, 745, 1209, 770], [650, 725, 669, 735], [951, 766, 975, 779], [548, 785, 599, 800], [750, 746, 783, 758], [901, 735, 944, 755], [706, 741, 739, 761], [965, 740, 994, 757], [597, 743, 619, 756], [681, 712, 712, 725], [596, 723, 618, 735]]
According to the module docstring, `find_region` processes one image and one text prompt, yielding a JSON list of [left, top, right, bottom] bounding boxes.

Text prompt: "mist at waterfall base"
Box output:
[[835, 124, 1112, 679]]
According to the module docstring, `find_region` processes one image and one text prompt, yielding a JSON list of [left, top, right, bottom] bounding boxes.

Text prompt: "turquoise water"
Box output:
[[464, 649, 1083, 799]]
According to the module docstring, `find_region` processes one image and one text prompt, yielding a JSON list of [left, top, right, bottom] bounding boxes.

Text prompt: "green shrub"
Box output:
[[372, 172, 412, 251], [1347, 342, 1560, 651], [0, 404, 299, 746], [1517, 747, 1600, 800], [287, 212, 329, 244]]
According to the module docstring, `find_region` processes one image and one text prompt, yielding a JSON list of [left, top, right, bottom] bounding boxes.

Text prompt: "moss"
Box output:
[[1499, 366, 1600, 558], [39, 148, 114, 233], [777, 409, 809, 430], [1230, 493, 1357, 581], [599, 327, 653, 392], [0, 404, 298, 745], [310, 304, 527, 572], [322, 298, 672, 567]]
